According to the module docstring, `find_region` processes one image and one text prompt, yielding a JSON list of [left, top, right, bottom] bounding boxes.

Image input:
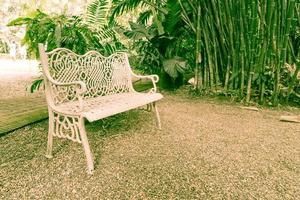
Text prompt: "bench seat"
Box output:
[[56, 92, 163, 122]]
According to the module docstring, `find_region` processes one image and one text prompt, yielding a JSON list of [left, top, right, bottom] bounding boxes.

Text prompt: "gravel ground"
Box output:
[[1, 88, 300, 199]]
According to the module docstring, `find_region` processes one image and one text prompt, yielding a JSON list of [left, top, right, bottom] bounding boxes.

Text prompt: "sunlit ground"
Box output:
[[0, 57, 40, 78], [0, 57, 42, 99]]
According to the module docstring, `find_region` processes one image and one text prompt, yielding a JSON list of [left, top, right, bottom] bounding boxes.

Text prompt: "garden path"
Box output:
[[0, 95, 47, 134], [0, 62, 46, 134]]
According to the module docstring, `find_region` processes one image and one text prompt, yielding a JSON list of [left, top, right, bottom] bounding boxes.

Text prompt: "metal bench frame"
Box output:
[[38, 44, 163, 174]]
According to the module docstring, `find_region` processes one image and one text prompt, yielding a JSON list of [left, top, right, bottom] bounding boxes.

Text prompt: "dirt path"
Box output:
[[1, 92, 299, 199]]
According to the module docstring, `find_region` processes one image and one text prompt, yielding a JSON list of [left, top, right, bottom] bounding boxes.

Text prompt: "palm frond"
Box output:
[[86, 0, 110, 30], [164, 0, 181, 34], [110, 0, 146, 22], [94, 26, 117, 41], [137, 10, 153, 25]]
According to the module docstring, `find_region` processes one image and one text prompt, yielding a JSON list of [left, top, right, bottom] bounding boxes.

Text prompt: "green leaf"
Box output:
[[7, 17, 32, 26], [164, 0, 181, 34], [124, 21, 156, 40], [163, 56, 187, 79], [30, 78, 44, 93]]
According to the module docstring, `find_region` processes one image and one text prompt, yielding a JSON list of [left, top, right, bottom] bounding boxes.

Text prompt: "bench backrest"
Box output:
[[39, 44, 134, 105]]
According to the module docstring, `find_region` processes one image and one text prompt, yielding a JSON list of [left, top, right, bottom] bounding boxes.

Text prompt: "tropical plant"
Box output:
[[7, 0, 125, 92], [123, 21, 189, 87], [111, 0, 193, 89], [7, 9, 120, 58], [111, 0, 300, 105]]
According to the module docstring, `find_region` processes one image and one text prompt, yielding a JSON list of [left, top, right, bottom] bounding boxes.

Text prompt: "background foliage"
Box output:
[[6, 0, 300, 106], [110, 0, 300, 106], [7, 0, 123, 57]]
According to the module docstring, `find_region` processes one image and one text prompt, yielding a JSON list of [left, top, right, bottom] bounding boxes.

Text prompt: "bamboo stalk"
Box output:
[[246, 0, 259, 103], [172, 0, 299, 105], [273, 0, 296, 106], [195, 2, 202, 91], [203, 16, 214, 88]]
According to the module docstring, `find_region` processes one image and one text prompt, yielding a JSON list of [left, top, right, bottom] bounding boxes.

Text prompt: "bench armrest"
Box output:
[[49, 79, 87, 95], [45, 77, 87, 111], [131, 72, 159, 93]]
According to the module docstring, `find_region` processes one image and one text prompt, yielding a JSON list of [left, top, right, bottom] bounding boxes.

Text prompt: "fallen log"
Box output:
[[240, 106, 259, 111], [280, 116, 300, 123]]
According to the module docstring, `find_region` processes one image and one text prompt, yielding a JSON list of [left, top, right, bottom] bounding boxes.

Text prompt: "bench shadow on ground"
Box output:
[[32, 108, 154, 170], [85, 109, 155, 168], [0, 107, 155, 173]]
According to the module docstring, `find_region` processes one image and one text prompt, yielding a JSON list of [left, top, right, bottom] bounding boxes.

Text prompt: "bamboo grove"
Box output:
[[180, 0, 300, 105]]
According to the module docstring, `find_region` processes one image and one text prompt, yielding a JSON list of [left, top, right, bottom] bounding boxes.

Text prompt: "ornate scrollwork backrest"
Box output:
[[45, 48, 133, 105]]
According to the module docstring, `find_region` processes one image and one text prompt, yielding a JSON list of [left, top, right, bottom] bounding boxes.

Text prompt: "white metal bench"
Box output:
[[38, 44, 163, 174]]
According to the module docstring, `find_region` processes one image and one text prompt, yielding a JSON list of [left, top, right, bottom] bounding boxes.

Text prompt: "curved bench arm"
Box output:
[[131, 72, 159, 93], [45, 77, 87, 111]]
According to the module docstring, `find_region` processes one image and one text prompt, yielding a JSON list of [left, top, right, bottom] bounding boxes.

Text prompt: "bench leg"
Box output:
[[146, 103, 153, 112], [79, 117, 94, 174], [46, 110, 54, 158], [153, 102, 162, 130]]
